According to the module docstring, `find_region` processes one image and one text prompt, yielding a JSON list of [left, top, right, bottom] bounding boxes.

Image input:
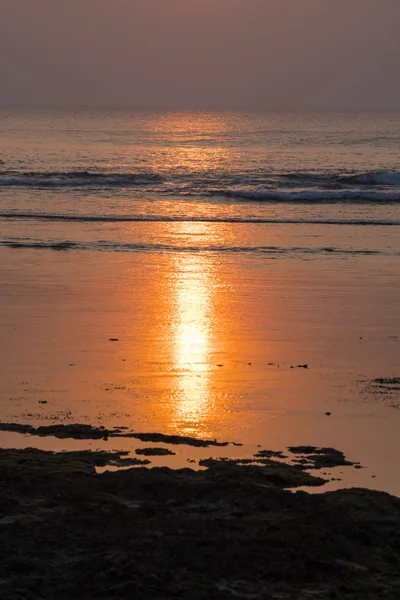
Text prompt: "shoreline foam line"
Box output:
[[0, 212, 399, 226]]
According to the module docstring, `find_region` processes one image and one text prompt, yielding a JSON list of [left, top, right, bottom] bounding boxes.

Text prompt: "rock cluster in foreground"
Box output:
[[1, 447, 400, 599]]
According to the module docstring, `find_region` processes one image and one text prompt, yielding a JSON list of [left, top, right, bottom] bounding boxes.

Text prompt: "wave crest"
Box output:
[[213, 188, 400, 203], [1, 168, 400, 202], [0, 211, 398, 226], [0, 170, 162, 188], [339, 171, 400, 186], [0, 238, 387, 257]]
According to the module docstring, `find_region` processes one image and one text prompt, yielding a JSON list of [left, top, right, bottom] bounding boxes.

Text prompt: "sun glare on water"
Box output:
[[172, 227, 214, 434]]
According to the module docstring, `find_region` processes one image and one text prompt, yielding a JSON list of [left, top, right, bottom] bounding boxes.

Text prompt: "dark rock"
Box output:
[[0, 447, 399, 599], [120, 432, 230, 447], [288, 446, 360, 469], [111, 456, 151, 467], [0, 447, 133, 476], [0, 423, 35, 435], [0, 423, 231, 447], [36, 424, 109, 440], [135, 448, 176, 457], [198, 457, 326, 488], [253, 449, 287, 459]]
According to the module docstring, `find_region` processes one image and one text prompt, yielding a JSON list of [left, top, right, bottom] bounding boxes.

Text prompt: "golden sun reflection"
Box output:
[[144, 111, 241, 175], [171, 227, 214, 434]]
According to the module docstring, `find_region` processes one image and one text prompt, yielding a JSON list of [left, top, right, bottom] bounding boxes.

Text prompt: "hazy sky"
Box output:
[[1, 0, 399, 110]]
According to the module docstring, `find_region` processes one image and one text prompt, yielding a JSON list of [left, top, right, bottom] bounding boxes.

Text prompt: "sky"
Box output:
[[0, 0, 399, 110]]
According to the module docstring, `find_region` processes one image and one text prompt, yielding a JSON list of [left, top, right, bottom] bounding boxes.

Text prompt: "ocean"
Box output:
[[0, 108, 399, 494]]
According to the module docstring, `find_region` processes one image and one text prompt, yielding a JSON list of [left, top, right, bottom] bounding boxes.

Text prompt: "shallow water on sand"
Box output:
[[0, 227, 399, 494]]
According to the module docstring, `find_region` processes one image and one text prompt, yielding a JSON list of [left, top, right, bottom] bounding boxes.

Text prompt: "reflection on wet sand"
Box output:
[[172, 249, 213, 435], [1, 225, 400, 495], [118, 223, 242, 439]]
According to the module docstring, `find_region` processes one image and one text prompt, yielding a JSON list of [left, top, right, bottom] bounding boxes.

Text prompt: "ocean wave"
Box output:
[[248, 170, 400, 191], [0, 212, 399, 226], [0, 168, 400, 195], [214, 188, 400, 203], [339, 171, 400, 186], [0, 170, 162, 188], [0, 238, 387, 257], [1, 240, 77, 250]]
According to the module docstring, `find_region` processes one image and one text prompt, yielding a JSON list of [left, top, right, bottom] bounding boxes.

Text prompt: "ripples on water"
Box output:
[[1, 109, 400, 228]]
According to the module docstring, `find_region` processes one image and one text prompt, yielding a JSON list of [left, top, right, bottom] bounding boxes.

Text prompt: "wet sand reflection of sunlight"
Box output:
[[171, 227, 214, 435]]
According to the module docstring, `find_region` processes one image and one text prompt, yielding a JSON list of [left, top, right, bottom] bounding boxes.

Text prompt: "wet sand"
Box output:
[[0, 240, 399, 494]]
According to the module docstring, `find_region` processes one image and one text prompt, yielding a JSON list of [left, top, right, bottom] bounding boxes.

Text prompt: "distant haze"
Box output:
[[1, 0, 399, 111]]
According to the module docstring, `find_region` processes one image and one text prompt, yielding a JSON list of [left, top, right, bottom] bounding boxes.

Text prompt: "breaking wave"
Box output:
[[212, 188, 400, 203], [0, 170, 162, 188], [339, 171, 400, 186], [0, 168, 400, 201], [281, 170, 400, 187]]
